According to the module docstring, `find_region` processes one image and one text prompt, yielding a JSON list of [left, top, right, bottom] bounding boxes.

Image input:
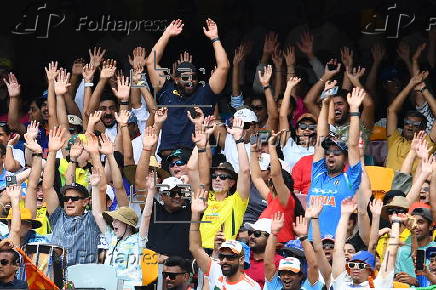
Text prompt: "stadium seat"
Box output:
[[66, 264, 123, 290]]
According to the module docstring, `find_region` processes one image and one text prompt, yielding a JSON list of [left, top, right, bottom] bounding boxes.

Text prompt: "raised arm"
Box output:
[[265, 212, 283, 281], [378, 213, 401, 280], [279, 77, 301, 144], [65, 139, 82, 185], [400, 131, 423, 174], [43, 127, 68, 214], [232, 44, 247, 97], [294, 216, 319, 284], [204, 18, 230, 94], [368, 199, 383, 254], [406, 154, 433, 204], [250, 142, 269, 200], [340, 47, 354, 91], [53, 69, 71, 131], [4, 135, 21, 172], [272, 47, 284, 98], [114, 110, 135, 166], [87, 60, 117, 115], [357, 166, 372, 246], [366, 43, 386, 98], [192, 121, 211, 191], [332, 198, 357, 278], [268, 131, 290, 206], [135, 126, 158, 192], [313, 91, 332, 162], [89, 166, 107, 234], [6, 185, 22, 247], [397, 41, 413, 75], [346, 87, 365, 166], [4, 73, 26, 135], [82, 63, 96, 127], [45, 61, 60, 130], [139, 173, 157, 241], [258, 65, 278, 130]]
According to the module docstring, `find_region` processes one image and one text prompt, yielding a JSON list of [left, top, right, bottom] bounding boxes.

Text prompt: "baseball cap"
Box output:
[[282, 240, 305, 259], [410, 206, 433, 222], [233, 108, 258, 123], [219, 240, 243, 255], [68, 115, 83, 126], [278, 257, 301, 273], [61, 183, 89, 197], [322, 235, 335, 244], [321, 137, 348, 152], [259, 153, 271, 171], [166, 149, 190, 163], [244, 218, 272, 235], [350, 251, 376, 270], [128, 112, 138, 124], [160, 177, 184, 192]]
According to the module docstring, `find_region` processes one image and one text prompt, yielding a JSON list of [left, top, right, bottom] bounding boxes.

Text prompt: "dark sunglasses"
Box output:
[[162, 271, 186, 280], [387, 207, 407, 215], [298, 123, 317, 130], [251, 105, 264, 111], [163, 189, 184, 198], [218, 253, 240, 261], [278, 270, 298, 276], [243, 122, 254, 130], [404, 120, 422, 127], [169, 160, 186, 168], [211, 173, 233, 180], [347, 262, 368, 270], [325, 149, 343, 156], [62, 196, 85, 202], [0, 259, 11, 266], [248, 230, 269, 238]]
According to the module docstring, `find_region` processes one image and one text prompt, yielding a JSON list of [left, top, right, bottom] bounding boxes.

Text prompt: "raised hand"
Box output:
[[83, 134, 99, 154], [54, 69, 71, 95], [323, 59, 342, 79], [341, 198, 357, 215], [154, 107, 168, 124], [369, 199, 383, 216], [411, 131, 426, 152], [416, 138, 430, 160], [286, 76, 301, 89], [191, 188, 208, 214], [145, 172, 156, 191], [371, 43, 386, 64], [258, 65, 273, 87], [227, 117, 244, 141], [142, 126, 158, 149], [346, 66, 366, 83], [45, 61, 59, 82], [324, 79, 337, 91], [233, 44, 247, 66], [111, 76, 130, 101], [6, 185, 22, 201], [187, 107, 205, 126], [421, 155, 435, 177], [203, 18, 218, 39], [24, 133, 42, 154], [89, 167, 101, 187], [283, 46, 296, 66], [114, 110, 130, 126], [69, 139, 84, 159], [71, 58, 85, 76], [340, 47, 354, 70], [99, 134, 114, 155], [163, 19, 184, 38], [100, 59, 117, 79], [89, 111, 103, 125], [203, 115, 216, 136], [88, 47, 107, 68], [297, 30, 314, 58], [305, 198, 324, 219], [7, 134, 20, 146], [271, 211, 284, 235], [128, 47, 146, 68], [409, 71, 429, 86], [192, 124, 208, 148], [48, 127, 67, 152], [82, 63, 96, 82], [268, 130, 284, 146], [263, 32, 278, 55], [177, 51, 193, 65], [272, 47, 283, 68], [3, 73, 21, 98], [293, 216, 308, 237], [346, 87, 366, 109]]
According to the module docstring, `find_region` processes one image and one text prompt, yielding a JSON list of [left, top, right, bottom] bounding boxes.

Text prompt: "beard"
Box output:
[[176, 82, 197, 97], [221, 263, 239, 277]]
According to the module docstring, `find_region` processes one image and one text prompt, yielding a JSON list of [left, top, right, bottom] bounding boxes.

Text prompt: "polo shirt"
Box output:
[[157, 80, 216, 152], [307, 159, 362, 239]]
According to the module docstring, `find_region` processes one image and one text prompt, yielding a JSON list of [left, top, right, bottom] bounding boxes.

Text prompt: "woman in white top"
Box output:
[[279, 77, 316, 171]]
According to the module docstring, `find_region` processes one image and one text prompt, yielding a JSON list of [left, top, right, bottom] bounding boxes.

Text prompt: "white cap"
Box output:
[[233, 108, 258, 123], [278, 257, 301, 273], [68, 115, 83, 126], [244, 218, 272, 235], [160, 177, 184, 191], [259, 153, 271, 170], [219, 240, 243, 254]]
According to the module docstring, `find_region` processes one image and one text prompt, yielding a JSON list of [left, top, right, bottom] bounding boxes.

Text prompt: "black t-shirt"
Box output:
[[147, 201, 192, 259], [0, 278, 28, 289]]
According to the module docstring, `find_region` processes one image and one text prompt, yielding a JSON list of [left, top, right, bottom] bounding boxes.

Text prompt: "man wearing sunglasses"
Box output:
[[165, 149, 189, 179], [162, 256, 192, 290], [0, 248, 27, 289]]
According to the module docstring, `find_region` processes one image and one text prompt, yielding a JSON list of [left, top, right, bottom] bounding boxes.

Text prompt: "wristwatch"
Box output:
[[235, 138, 245, 144], [298, 235, 308, 242]]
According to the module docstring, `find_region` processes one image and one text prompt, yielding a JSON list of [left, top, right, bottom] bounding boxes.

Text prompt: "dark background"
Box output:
[[0, 0, 435, 105]]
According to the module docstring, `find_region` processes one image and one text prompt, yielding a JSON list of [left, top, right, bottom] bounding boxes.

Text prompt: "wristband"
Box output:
[[120, 100, 129, 106], [211, 37, 220, 43], [32, 153, 43, 157], [6, 145, 13, 150], [142, 148, 152, 152], [263, 85, 270, 90], [84, 82, 94, 87], [235, 138, 245, 144], [311, 217, 318, 219], [298, 235, 308, 242], [198, 148, 206, 153], [349, 112, 360, 117], [392, 220, 401, 224]]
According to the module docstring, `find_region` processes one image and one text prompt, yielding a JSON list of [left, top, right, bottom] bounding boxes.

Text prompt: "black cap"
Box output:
[[61, 183, 89, 197], [321, 137, 348, 152]]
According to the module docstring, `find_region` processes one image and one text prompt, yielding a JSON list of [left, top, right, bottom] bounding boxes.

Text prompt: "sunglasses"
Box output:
[[278, 270, 298, 276], [248, 230, 269, 238], [325, 149, 343, 156], [163, 189, 185, 198], [298, 123, 317, 130], [347, 262, 369, 270], [404, 120, 422, 127], [387, 208, 407, 215], [211, 173, 233, 180], [62, 196, 85, 202], [218, 253, 240, 261], [0, 259, 11, 266], [169, 160, 186, 168], [243, 122, 254, 130], [251, 105, 264, 111], [162, 271, 186, 280]]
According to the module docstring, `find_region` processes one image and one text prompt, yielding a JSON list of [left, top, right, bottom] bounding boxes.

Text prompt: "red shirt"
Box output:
[[245, 252, 282, 288], [259, 192, 295, 242], [292, 155, 314, 195]]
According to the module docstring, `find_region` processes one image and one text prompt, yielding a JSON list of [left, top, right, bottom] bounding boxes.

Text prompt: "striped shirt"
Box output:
[[49, 207, 101, 266]]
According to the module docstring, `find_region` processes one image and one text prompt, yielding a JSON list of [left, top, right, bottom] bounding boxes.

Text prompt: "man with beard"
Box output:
[[98, 95, 119, 141], [162, 256, 193, 290], [307, 88, 364, 238], [189, 188, 261, 289], [145, 19, 229, 156], [386, 71, 436, 172]]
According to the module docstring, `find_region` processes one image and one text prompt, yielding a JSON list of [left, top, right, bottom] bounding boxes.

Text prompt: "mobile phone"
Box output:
[[327, 63, 337, 70], [249, 134, 258, 145], [188, 108, 198, 119], [320, 86, 338, 100], [416, 249, 425, 271], [258, 130, 271, 144], [6, 176, 17, 187]]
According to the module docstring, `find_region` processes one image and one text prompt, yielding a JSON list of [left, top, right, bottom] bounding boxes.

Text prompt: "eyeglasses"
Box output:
[[298, 123, 317, 130], [248, 230, 269, 238], [62, 196, 84, 202], [387, 208, 407, 215], [404, 120, 422, 127], [163, 189, 184, 198], [243, 122, 254, 130], [169, 160, 186, 168], [211, 173, 233, 180], [251, 105, 264, 111], [162, 271, 186, 280], [0, 259, 11, 266], [325, 149, 343, 156], [218, 253, 240, 261], [347, 262, 369, 270]]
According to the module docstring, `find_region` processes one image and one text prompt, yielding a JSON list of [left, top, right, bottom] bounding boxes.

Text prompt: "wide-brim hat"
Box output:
[[211, 162, 237, 179], [381, 196, 409, 220], [0, 207, 42, 229], [102, 207, 138, 227]]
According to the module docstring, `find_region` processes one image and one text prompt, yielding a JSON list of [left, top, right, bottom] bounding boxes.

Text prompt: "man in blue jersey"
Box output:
[[307, 87, 365, 239]]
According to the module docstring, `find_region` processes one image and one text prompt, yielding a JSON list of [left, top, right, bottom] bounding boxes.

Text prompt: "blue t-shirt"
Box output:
[[156, 80, 216, 151], [307, 159, 362, 239], [264, 273, 324, 290]]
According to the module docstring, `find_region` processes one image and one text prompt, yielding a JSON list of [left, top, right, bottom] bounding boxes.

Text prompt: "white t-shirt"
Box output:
[[105, 124, 118, 142], [221, 134, 251, 173], [206, 260, 261, 290], [132, 136, 143, 164], [12, 148, 25, 168], [282, 138, 314, 171], [330, 270, 394, 289]]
